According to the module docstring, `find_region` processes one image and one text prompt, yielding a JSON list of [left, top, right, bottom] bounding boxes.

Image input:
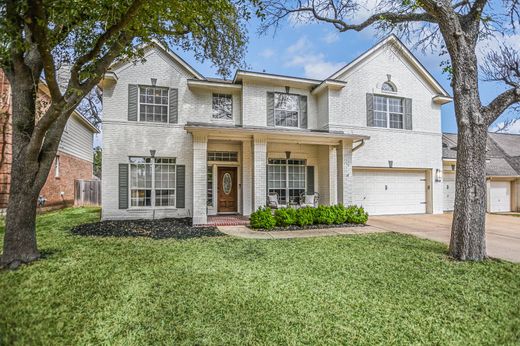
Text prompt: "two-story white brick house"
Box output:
[[100, 35, 452, 224]]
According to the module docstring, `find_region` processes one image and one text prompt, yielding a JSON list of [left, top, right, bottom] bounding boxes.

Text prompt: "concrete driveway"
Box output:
[[368, 213, 520, 263]]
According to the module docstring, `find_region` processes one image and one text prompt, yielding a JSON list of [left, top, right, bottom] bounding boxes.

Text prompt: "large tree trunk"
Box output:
[[449, 122, 488, 260], [1, 70, 43, 268]]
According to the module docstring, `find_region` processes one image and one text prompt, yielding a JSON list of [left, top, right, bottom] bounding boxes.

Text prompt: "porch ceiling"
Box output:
[[185, 122, 370, 145]]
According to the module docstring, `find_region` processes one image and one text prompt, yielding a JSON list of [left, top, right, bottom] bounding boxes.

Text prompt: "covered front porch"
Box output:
[[186, 123, 368, 224]]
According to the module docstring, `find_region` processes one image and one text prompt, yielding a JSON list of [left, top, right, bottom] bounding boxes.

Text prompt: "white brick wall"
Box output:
[[192, 135, 207, 224], [252, 136, 267, 210]]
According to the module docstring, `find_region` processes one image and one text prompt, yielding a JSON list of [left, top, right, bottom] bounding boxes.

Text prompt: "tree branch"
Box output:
[[482, 87, 520, 124]]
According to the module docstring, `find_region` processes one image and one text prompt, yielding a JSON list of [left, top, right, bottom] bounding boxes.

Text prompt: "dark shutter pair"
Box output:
[[266, 92, 308, 129], [118, 164, 185, 209], [128, 84, 178, 123], [366, 93, 412, 130]]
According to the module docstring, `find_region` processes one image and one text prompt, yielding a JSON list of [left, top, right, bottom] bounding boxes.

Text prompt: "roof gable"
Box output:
[[329, 35, 450, 97]]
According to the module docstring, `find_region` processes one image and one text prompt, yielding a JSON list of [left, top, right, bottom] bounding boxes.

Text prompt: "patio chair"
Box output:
[[299, 192, 320, 208], [267, 192, 287, 209]]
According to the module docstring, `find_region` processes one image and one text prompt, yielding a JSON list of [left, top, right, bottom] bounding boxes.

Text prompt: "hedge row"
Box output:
[[249, 204, 368, 230]]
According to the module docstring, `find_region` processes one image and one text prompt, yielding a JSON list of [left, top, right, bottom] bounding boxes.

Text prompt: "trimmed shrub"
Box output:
[[250, 207, 276, 229], [345, 205, 369, 225], [296, 207, 314, 227], [274, 207, 297, 227], [332, 204, 348, 224], [314, 205, 336, 225]]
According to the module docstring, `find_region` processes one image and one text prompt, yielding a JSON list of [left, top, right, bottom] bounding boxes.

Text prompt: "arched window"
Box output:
[[381, 81, 396, 92]]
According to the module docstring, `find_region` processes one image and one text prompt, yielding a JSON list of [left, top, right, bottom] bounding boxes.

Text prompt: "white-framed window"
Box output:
[[268, 159, 306, 204], [207, 151, 238, 162], [373, 95, 404, 129], [139, 86, 169, 123], [381, 81, 396, 92], [54, 156, 60, 178], [274, 93, 299, 128], [129, 157, 176, 207], [212, 94, 232, 120]]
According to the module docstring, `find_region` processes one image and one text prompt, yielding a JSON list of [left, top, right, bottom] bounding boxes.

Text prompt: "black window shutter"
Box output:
[[176, 164, 185, 208], [128, 84, 138, 121], [299, 95, 308, 129], [306, 166, 315, 194], [119, 164, 129, 209], [267, 92, 274, 126], [404, 98, 413, 130], [366, 93, 374, 127], [169, 88, 178, 123]]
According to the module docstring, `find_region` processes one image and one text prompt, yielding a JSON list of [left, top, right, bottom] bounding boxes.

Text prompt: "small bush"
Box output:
[[332, 204, 348, 224], [250, 207, 276, 229], [296, 207, 314, 227], [274, 208, 297, 227], [345, 205, 369, 224], [314, 205, 336, 225]]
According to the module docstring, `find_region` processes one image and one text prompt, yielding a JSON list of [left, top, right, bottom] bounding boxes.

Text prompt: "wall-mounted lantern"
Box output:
[[388, 160, 393, 168], [435, 168, 443, 182], [285, 151, 291, 159]]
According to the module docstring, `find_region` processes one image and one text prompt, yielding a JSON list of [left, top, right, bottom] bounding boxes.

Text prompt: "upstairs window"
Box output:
[[212, 94, 233, 120], [374, 96, 404, 129], [274, 93, 299, 127], [381, 81, 396, 92], [139, 86, 169, 123]]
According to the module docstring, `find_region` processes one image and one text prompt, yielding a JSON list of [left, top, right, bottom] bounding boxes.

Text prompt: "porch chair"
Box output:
[[299, 192, 320, 208], [267, 192, 287, 209]]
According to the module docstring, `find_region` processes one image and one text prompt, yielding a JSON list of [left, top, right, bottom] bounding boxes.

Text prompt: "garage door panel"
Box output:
[[353, 169, 426, 215], [490, 181, 511, 212]]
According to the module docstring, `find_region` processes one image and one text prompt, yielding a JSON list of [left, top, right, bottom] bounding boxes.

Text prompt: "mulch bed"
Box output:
[[71, 218, 224, 240], [251, 223, 365, 232]]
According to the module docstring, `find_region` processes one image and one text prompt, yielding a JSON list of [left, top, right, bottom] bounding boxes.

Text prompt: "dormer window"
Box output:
[[274, 93, 299, 127], [381, 82, 396, 92]]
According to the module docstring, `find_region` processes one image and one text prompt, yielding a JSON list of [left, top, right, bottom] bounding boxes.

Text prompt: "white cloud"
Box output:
[[491, 119, 520, 134], [323, 31, 339, 44], [259, 48, 275, 59], [285, 36, 345, 79]]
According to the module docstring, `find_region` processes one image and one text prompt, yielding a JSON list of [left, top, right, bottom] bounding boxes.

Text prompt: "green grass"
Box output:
[[1, 208, 519, 345]]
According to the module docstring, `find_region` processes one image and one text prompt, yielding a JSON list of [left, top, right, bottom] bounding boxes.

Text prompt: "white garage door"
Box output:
[[489, 181, 511, 212], [353, 169, 426, 215], [443, 173, 456, 211]]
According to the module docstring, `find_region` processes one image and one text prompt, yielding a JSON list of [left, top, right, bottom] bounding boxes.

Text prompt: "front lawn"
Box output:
[[1, 208, 519, 345]]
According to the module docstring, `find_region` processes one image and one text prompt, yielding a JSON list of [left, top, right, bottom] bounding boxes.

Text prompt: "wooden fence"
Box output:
[[74, 179, 101, 206]]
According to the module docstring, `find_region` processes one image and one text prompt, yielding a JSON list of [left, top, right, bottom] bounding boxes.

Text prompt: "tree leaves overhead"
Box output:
[[0, 0, 256, 80]]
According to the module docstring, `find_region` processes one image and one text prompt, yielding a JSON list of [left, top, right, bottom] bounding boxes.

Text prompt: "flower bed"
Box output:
[[71, 218, 223, 239], [249, 204, 368, 231]]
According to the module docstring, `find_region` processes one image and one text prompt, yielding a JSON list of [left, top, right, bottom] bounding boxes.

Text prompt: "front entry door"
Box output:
[[218, 167, 238, 213]]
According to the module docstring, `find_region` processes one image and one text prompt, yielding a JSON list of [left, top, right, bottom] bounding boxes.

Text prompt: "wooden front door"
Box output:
[[217, 167, 238, 213]]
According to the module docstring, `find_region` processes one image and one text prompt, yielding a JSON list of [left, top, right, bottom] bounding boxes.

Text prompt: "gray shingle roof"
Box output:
[[442, 132, 520, 176]]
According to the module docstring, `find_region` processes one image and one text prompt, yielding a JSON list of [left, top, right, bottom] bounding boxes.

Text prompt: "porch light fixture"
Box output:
[[285, 151, 291, 159], [151, 78, 157, 86], [388, 160, 393, 168], [150, 149, 156, 158], [285, 86, 290, 94], [435, 168, 442, 182]]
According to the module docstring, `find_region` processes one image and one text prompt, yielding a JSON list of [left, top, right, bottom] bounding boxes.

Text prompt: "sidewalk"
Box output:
[[217, 225, 387, 239]]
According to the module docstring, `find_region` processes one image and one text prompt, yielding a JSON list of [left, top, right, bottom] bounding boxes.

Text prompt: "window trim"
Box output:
[[267, 158, 306, 204], [381, 81, 397, 93], [128, 156, 177, 209], [273, 92, 300, 129], [373, 94, 404, 130], [137, 85, 170, 124], [211, 93, 233, 121]]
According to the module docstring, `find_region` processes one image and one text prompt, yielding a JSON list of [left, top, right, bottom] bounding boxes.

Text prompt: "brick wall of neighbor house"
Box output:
[[39, 151, 93, 207], [0, 69, 12, 209]]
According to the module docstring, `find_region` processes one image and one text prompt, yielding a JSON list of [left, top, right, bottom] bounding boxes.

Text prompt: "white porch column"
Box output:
[[253, 136, 267, 211], [242, 140, 253, 216], [337, 140, 353, 205], [192, 134, 207, 224], [328, 146, 338, 205]]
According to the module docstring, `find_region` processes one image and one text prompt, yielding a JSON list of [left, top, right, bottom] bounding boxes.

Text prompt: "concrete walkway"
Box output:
[[217, 225, 387, 239]]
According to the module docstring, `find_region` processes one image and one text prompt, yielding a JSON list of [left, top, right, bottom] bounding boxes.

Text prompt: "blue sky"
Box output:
[[173, 17, 520, 134]]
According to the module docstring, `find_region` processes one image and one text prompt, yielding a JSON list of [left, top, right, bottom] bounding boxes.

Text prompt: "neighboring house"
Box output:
[[101, 34, 452, 223], [443, 133, 520, 213], [0, 69, 99, 212]]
